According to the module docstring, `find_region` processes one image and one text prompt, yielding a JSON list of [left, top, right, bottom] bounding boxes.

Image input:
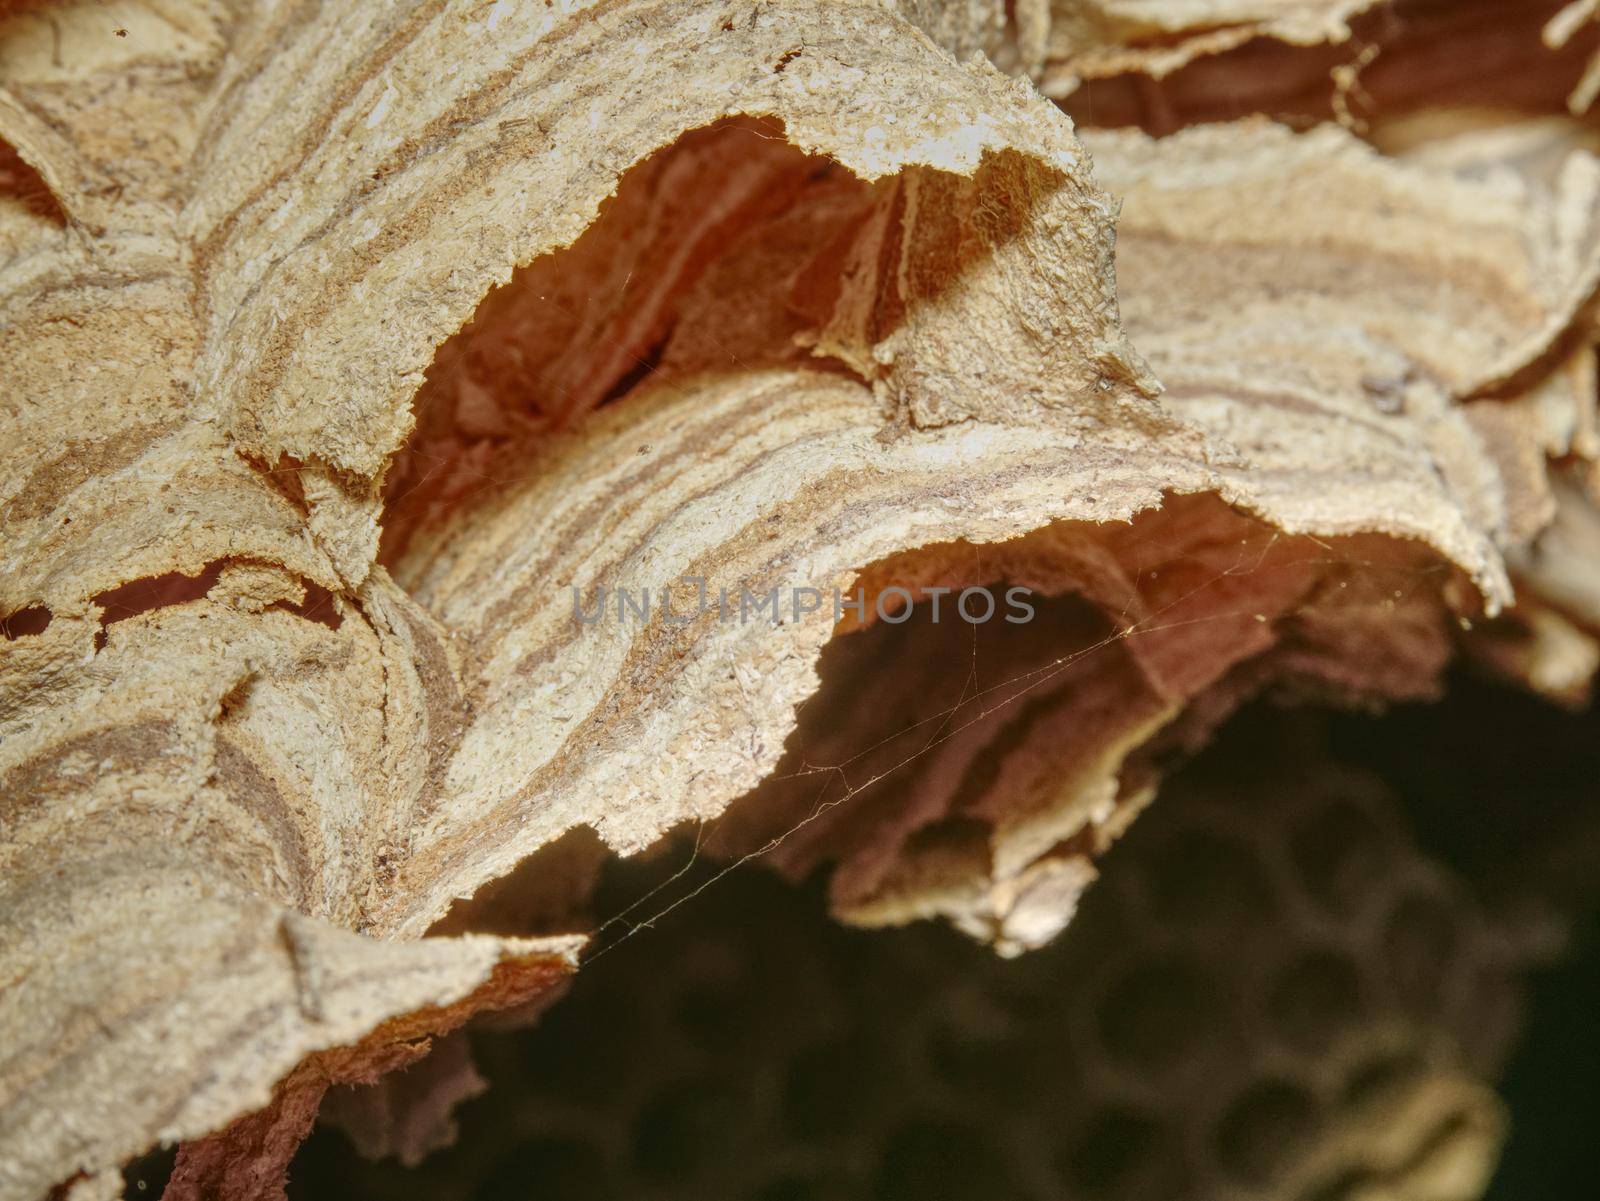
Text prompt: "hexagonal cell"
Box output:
[[1269, 949, 1366, 1056], [1212, 1078, 1321, 1186], [1291, 800, 1396, 920]]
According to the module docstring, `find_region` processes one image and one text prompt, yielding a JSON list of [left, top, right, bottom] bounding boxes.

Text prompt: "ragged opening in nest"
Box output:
[[698, 493, 1464, 953], [1054, 0, 1599, 135], [378, 117, 877, 567]]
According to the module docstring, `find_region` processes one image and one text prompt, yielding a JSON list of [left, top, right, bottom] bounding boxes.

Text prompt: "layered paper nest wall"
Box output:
[[4, 2, 1600, 1198]]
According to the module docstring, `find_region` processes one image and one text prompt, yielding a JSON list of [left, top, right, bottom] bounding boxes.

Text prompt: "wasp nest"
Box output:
[[3, 1, 1599, 1199]]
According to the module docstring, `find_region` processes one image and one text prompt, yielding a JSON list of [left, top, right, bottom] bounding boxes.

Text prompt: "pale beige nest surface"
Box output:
[[4, 2, 1600, 1199]]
